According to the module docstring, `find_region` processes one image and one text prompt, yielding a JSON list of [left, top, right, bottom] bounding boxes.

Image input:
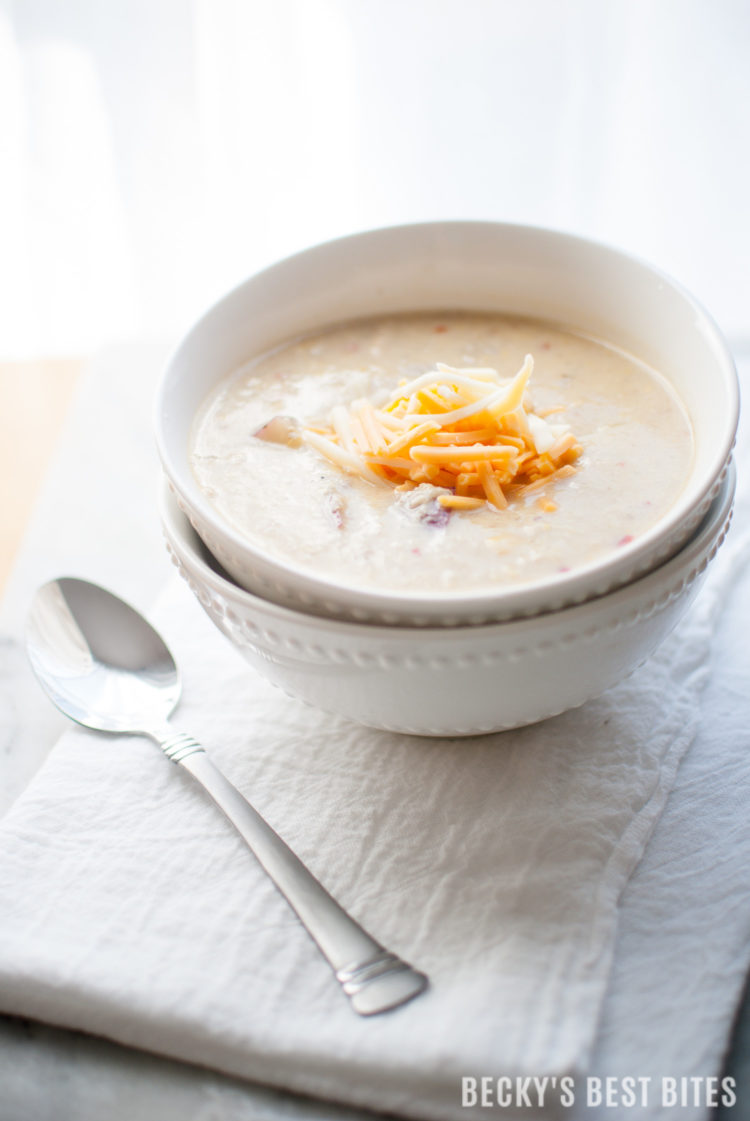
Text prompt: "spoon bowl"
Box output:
[[27, 578, 180, 734], [26, 577, 427, 1016]]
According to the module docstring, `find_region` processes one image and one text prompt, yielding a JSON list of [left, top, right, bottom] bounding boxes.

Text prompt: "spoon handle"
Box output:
[[157, 729, 428, 1016]]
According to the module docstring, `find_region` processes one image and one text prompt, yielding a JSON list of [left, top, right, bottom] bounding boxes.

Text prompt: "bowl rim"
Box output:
[[155, 219, 739, 624], [160, 458, 735, 642]]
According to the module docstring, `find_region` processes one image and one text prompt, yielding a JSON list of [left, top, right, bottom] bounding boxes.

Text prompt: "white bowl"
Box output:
[[159, 463, 734, 737], [155, 221, 738, 626]]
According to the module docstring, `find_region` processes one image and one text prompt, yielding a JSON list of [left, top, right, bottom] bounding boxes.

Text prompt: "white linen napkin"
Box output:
[[0, 552, 737, 1121]]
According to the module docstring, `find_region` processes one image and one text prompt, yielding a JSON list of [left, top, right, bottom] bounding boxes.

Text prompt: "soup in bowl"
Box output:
[[155, 222, 738, 626]]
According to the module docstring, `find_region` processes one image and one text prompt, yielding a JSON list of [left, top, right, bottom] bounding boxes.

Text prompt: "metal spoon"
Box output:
[[26, 577, 428, 1016]]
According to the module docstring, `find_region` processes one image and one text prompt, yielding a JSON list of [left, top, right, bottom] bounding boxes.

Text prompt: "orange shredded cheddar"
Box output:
[[429, 428, 495, 445], [384, 420, 441, 456], [437, 494, 486, 510], [410, 443, 516, 465], [547, 432, 577, 461], [301, 355, 581, 511], [477, 461, 508, 510]]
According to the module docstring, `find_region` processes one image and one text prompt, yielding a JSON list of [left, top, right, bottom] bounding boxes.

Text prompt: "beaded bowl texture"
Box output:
[[160, 463, 734, 737]]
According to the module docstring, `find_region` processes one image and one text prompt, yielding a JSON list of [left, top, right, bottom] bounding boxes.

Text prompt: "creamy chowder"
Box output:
[[189, 312, 693, 595]]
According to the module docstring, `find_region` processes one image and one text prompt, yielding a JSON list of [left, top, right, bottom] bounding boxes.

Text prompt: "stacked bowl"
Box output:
[[155, 223, 738, 736]]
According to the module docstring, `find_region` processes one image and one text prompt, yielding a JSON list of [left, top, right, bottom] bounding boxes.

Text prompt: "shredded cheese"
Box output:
[[301, 355, 582, 512]]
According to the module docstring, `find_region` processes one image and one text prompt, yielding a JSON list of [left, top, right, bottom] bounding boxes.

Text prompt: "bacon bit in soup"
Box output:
[[300, 356, 582, 512], [618, 534, 634, 546], [421, 500, 452, 527], [324, 490, 346, 528]]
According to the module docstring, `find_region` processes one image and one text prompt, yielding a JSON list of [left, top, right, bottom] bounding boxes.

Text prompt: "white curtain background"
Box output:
[[1, 0, 749, 359]]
